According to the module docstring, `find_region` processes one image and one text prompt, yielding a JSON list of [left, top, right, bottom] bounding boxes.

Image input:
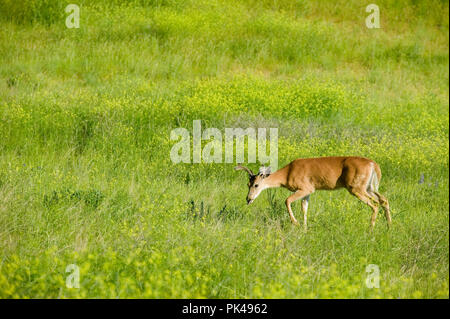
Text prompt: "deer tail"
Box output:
[[369, 162, 381, 192]]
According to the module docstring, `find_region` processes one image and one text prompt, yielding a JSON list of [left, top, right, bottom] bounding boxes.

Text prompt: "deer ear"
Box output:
[[258, 166, 271, 177]]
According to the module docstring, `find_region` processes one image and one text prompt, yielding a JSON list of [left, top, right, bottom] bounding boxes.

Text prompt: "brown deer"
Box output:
[[235, 156, 391, 230]]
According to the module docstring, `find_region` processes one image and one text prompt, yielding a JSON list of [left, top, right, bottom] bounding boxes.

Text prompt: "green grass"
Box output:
[[0, 0, 448, 298]]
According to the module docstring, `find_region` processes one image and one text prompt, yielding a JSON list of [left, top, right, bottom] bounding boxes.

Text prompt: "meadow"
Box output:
[[0, 0, 448, 298]]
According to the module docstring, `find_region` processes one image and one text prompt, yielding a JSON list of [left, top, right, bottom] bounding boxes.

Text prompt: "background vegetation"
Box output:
[[0, 0, 448, 298]]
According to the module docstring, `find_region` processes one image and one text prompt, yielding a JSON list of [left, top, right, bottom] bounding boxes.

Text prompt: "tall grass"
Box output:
[[0, 0, 448, 298]]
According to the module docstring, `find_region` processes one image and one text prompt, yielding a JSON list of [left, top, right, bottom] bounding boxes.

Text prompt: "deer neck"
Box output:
[[263, 167, 287, 189]]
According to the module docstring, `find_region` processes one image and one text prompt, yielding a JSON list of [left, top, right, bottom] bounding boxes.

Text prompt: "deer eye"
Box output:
[[254, 184, 259, 188]]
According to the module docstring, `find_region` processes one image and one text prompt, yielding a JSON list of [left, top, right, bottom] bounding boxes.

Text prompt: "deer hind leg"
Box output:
[[285, 190, 311, 227], [349, 188, 380, 229], [366, 173, 392, 228], [373, 191, 392, 227]]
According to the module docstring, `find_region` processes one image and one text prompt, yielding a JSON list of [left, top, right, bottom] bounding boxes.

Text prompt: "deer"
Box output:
[[234, 156, 391, 230]]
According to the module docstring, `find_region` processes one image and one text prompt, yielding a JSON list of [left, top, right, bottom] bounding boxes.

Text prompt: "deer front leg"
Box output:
[[285, 190, 311, 227], [301, 195, 310, 230]]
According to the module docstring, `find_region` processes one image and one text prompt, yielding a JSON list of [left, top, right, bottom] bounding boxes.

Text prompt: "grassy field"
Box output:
[[0, 0, 448, 298]]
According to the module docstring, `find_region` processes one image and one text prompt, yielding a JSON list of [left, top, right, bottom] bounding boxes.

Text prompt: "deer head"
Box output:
[[234, 164, 271, 204]]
